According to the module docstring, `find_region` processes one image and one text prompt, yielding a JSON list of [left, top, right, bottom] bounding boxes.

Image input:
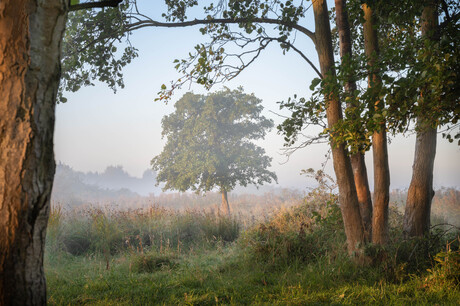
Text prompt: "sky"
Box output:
[[54, 1, 459, 191]]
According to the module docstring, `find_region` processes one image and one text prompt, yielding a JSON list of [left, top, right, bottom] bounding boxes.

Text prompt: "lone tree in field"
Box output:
[[152, 88, 277, 215]]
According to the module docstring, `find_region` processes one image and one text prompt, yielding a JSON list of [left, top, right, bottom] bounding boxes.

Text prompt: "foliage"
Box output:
[[59, 1, 138, 102], [425, 237, 460, 288], [243, 201, 344, 266], [61, 1, 319, 102], [151, 88, 277, 194], [279, 0, 460, 152], [241, 170, 344, 266]]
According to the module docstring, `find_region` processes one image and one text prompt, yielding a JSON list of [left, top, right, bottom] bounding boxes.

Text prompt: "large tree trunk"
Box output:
[[313, 0, 365, 255], [335, 0, 373, 241], [362, 3, 390, 245], [221, 189, 231, 216], [403, 2, 438, 237], [0, 0, 67, 304]]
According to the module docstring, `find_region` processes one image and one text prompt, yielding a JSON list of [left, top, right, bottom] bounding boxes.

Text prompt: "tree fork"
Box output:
[[362, 3, 390, 245], [335, 0, 373, 241], [403, 1, 438, 237], [313, 0, 365, 255]]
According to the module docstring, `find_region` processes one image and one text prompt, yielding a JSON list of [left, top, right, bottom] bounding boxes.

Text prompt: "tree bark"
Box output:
[[403, 2, 438, 237], [335, 0, 373, 241], [313, 0, 365, 255], [362, 3, 390, 245], [0, 0, 67, 304], [221, 189, 230, 216]]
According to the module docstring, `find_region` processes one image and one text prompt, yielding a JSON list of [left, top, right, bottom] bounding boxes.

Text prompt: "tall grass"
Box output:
[[45, 186, 460, 304], [46, 205, 240, 260]]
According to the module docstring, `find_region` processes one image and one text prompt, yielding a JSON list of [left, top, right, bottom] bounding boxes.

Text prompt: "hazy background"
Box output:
[[54, 1, 459, 197]]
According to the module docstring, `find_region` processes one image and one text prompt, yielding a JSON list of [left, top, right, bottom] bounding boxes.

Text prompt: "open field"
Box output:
[[45, 189, 460, 305]]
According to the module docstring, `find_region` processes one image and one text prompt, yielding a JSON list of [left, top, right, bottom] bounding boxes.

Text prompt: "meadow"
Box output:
[[45, 187, 460, 305]]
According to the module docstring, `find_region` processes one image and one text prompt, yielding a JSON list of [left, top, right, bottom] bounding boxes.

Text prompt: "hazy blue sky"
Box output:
[[54, 1, 459, 190]]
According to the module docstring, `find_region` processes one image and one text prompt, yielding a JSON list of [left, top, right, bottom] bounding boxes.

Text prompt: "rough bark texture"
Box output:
[[362, 4, 390, 245], [0, 0, 67, 304], [403, 3, 438, 237], [335, 0, 373, 241], [221, 189, 230, 216], [313, 0, 365, 255]]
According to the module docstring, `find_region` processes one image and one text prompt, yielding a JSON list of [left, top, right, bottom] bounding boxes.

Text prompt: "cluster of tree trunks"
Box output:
[[326, 0, 436, 250], [334, 0, 373, 241], [312, 0, 366, 254], [362, 3, 391, 246]]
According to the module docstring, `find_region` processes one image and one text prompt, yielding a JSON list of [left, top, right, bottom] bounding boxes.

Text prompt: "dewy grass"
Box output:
[[45, 199, 460, 304]]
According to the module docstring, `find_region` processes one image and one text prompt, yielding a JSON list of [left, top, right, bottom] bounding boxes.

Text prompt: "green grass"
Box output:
[[45, 199, 460, 305], [45, 246, 460, 305]]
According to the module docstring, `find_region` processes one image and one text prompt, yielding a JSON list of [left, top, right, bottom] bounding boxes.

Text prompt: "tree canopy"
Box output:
[[151, 88, 277, 195]]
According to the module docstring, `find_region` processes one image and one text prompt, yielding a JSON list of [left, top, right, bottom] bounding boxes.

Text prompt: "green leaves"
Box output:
[[59, 5, 138, 102], [309, 78, 321, 91], [152, 88, 277, 194]]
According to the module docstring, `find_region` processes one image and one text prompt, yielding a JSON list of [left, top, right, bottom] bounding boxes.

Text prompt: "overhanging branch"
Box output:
[[126, 17, 316, 44], [278, 40, 322, 78], [69, 0, 123, 11]]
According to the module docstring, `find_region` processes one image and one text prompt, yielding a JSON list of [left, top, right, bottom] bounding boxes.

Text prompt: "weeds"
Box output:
[[45, 186, 460, 304], [46, 204, 240, 259]]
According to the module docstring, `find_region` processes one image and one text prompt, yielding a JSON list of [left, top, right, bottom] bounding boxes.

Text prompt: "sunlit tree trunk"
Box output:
[[403, 2, 438, 237], [313, 0, 365, 255], [0, 0, 67, 304], [335, 0, 373, 241], [362, 3, 390, 245], [221, 189, 231, 216]]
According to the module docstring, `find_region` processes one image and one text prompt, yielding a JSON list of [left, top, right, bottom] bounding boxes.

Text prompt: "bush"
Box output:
[[242, 191, 346, 266], [365, 218, 460, 283], [59, 218, 93, 256], [425, 237, 460, 288], [131, 251, 178, 273]]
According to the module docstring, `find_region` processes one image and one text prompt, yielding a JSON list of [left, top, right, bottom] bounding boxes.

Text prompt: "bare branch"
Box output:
[[69, 0, 123, 11], [277, 40, 322, 78], [125, 17, 316, 43]]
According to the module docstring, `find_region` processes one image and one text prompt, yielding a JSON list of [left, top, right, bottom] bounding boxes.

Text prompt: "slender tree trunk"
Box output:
[[0, 0, 67, 304], [335, 0, 373, 241], [403, 2, 438, 237], [221, 189, 230, 216], [313, 0, 365, 255], [362, 3, 390, 245]]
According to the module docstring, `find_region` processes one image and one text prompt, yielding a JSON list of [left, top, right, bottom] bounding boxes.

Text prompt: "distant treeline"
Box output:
[[52, 164, 459, 227]]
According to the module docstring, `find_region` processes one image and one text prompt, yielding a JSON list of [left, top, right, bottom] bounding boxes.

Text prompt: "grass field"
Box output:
[[45, 190, 460, 305]]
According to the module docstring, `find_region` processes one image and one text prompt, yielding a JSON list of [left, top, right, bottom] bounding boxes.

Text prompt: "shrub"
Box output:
[[131, 252, 178, 273], [61, 219, 92, 256], [242, 192, 345, 266], [425, 237, 460, 288]]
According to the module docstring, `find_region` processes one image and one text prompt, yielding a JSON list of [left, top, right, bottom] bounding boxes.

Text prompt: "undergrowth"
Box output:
[[45, 185, 460, 304]]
